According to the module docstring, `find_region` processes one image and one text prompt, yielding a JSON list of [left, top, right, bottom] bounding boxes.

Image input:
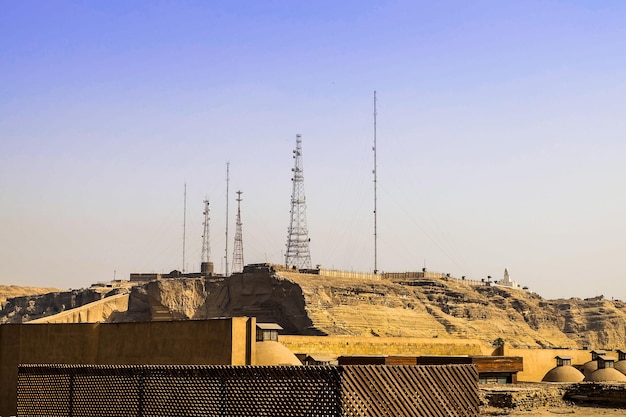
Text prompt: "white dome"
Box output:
[[542, 366, 584, 383], [586, 368, 626, 382], [255, 341, 302, 366]]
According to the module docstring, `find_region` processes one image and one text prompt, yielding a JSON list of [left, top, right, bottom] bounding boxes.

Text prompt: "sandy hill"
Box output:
[[0, 284, 128, 324], [119, 266, 626, 349], [0, 285, 60, 308], [2, 266, 625, 349], [286, 272, 626, 349]]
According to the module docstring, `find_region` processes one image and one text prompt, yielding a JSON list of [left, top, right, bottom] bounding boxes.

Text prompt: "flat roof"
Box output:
[[256, 323, 283, 330], [306, 354, 335, 362]]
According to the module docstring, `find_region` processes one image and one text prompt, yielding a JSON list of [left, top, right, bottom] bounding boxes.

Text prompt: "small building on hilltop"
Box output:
[[130, 262, 216, 283], [495, 269, 524, 290]]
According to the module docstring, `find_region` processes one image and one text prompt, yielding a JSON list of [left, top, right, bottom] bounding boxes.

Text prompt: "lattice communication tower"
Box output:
[[201, 199, 210, 264], [231, 191, 244, 274], [225, 162, 230, 276], [285, 134, 312, 269]]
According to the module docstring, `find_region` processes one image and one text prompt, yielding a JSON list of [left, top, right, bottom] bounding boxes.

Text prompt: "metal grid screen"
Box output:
[[341, 364, 479, 416], [17, 364, 478, 417]]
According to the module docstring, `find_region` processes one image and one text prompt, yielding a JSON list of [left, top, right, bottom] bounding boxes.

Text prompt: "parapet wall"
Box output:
[[281, 335, 493, 358], [319, 269, 382, 281], [0, 318, 256, 417], [275, 263, 488, 287]]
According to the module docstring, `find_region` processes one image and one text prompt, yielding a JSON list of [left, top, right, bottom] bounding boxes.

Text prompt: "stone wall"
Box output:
[[565, 383, 626, 406], [481, 384, 568, 409]]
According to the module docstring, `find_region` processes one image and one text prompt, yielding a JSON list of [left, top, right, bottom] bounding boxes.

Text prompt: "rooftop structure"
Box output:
[[587, 356, 626, 382], [582, 350, 607, 378], [542, 356, 584, 383], [615, 349, 626, 375], [256, 323, 283, 342], [591, 350, 608, 360]]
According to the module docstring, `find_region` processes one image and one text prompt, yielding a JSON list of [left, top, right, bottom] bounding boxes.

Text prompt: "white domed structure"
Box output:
[[587, 367, 626, 382], [542, 356, 584, 383], [255, 341, 302, 366], [254, 323, 302, 366], [586, 356, 626, 382], [614, 349, 626, 375], [582, 350, 606, 379], [582, 361, 598, 378]]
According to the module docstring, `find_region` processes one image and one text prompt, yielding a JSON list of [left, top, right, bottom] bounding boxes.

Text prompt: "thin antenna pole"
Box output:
[[202, 199, 211, 263], [183, 182, 187, 273], [373, 91, 378, 274], [225, 162, 230, 277]]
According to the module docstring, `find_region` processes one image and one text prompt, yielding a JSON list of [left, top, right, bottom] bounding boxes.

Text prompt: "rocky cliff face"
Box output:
[[0, 287, 126, 323], [114, 267, 626, 349], [297, 272, 626, 349], [3, 266, 626, 349], [0, 285, 60, 309], [122, 269, 320, 334]]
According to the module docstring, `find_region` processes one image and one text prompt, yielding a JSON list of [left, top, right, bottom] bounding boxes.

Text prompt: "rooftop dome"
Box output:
[[614, 360, 626, 375], [542, 366, 584, 383], [586, 368, 626, 382], [255, 341, 302, 366], [582, 360, 598, 379]]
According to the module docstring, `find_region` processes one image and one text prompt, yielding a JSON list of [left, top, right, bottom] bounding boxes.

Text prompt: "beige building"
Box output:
[[0, 317, 303, 417]]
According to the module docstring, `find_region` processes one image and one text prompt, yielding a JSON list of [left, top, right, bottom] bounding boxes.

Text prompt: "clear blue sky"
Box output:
[[2, 1, 626, 300]]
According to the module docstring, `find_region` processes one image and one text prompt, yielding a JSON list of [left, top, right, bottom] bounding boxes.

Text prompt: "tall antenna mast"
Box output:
[[373, 91, 378, 274], [225, 162, 230, 277], [232, 190, 244, 274], [183, 182, 187, 273], [285, 134, 312, 270], [201, 198, 210, 264]]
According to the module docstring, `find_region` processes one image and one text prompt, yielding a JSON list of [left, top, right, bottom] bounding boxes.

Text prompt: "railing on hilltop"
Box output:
[[452, 277, 486, 287], [383, 271, 446, 280], [319, 269, 382, 281], [263, 263, 489, 287]]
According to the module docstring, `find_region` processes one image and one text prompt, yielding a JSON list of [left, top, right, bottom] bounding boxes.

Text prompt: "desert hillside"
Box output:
[[0, 285, 60, 308], [0, 284, 128, 324], [279, 271, 626, 349], [2, 267, 625, 349]]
